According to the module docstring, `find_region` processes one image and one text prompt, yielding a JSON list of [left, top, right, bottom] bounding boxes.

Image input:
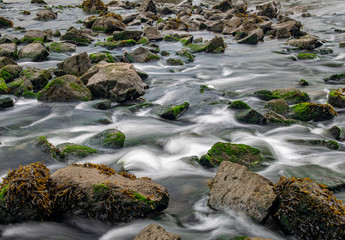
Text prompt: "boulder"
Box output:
[[271, 177, 345, 239], [60, 27, 93, 46], [264, 99, 289, 114], [127, 47, 160, 63], [86, 63, 146, 102], [91, 17, 126, 33], [205, 36, 226, 53], [35, 9, 57, 21], [199, 142, 265, 168], [0, 95, 14, 109], [271, 20, 302, 38], [113, 30, 142, 41], [237, 28, 264, 44], [137, 0, 157, 14], [37, 74, 92, 102], [56, 143, 97, 161], [0, 57, 17, 68], [254, 89, 279, 101], [0, 64, 22, 82], [271, 87, 310, 104], [256, 0, 280, 18], [89, 52, 115, 63], [134, 224, 181, 240], [0, 43, 17, 59], [57, 52, 91, 77], [159, 102, 190, 120], [49, 42, 76, 53], [228, 100, 251, 110], [328, 88, 345, 108], [143, 26, 163, 41], [7, 77, 35, 98], [0, 17, 13, 28], [0, 34, 19, 44], [81, 0, 107, 13], [264, 111, 295, 126], [208, 161, 276, 223], [235, 109, 266, 125], [18, 43, 49, 61], [88, 128, 125, 149], [212, 0, 233, 12], [21, 30, 50, 44], [20, 68, 52, 91], [286, 36, 322, 50], [290, 102, 337, 121], [284, 5, 308, 16]]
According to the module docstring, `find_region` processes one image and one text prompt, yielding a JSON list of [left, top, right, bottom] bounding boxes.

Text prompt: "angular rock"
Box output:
[[208, 161, 276, 223], [35, 9, 57, 21], [212, 0, 233, 12], [0, 17, 13, 28], [272, 20, 302, 38], [113, 30, 142, 41], [143, 26, 163, 41], [264, 99, 289, 114], [127, 47, 159, 63], [264, 111, 296, 126], [235, 109, 266, 125], [88, 128, 125, 149], [49, 42, 76, 53], [290, 102, 337, 122], [237, 28, 264, 44], [0, 95, 14, 109], [0, 64, 22, 82], [205, 36, 226, 53], [134, 224, 181, 240], [0, 57, 17, 68], [286, 36, 322, 50], [57, 52, 91, 77], [0, 43, 17, 59], [256, 0, 280, 18], [37, 74, 92, 102], [86, 63, 145, 102], [284, 5, 308, 16], [18, 43, 49, 61], [91, 17, 126, 33], [328, 88, 345, 108], [20, 67, 52, 91], [137, 0, 157, 14], [60, 27, 93, 46]]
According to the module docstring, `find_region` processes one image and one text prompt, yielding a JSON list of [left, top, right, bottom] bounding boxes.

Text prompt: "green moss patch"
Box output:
[[228, 100, 251, 110], [93, 183, 109, 193], [58, 144, 98, 159], [297, 53, 317, 60], [159, 102, 190, 120], [290, 102, 337, 122]]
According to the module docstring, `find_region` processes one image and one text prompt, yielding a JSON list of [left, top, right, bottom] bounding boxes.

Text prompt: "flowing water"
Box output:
[[1, 0, 345, 239]]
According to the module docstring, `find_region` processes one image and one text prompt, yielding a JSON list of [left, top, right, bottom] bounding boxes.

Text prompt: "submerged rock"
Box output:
[[0, 17, 13, 28], [235, 109, 266, 125], [324, 73, 345, 84], [56, 143, 97, 161], [159, 102, 190, 120], [199, 142, 266, 168], [208, 161, 276, 223], [271, 88, 310, 104], [88, 128, 125, 149], [134, 224, 181, 240], [256, 0, 280, 18], [81, 0, 107, 13], [264, 99, 289, 114], [272, 177, 345, 239], [228, 100, 251, 110], [290, 102, 337, 122]]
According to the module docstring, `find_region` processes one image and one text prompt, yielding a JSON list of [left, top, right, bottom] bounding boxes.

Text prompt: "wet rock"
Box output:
[[86, 63, 146, 102], [271, 20, 302, 38], [31, 0, 47, 3], [0, 43, 17, 59], [166, 58, 183, 66], [177, 48, 195, 62], [37, 74, 92, 102], [228, 100, 251, 110], [113, 30, 142, 41], [284, 5, 308, 16], [330, 126, 341, 140], [81, 0, 107, 13], [60, 27, 93, 46], [21, 30, 50, 44], [339, 41, 345, 48], [256, 0, 280, 19], [208, 161, 276, 223], [20, 67, 52, 91], [324, 73, 345, 84], [199, 142, 265, 169], [159, 102, 190, 120], [264, 99, 289, 114], [18, 43, 49, 61], [134, 224, 181, 240], [233, 0, 247, 13], [238, 28, 264, 44], [296, 53, 317, 60], [143, 26, 163, 41], [57, 52, 92, 77], [0, 64, 22, 82], [235, 109, 266, 125], [89, 52, 115, 63], [272, 177, 345, 239], [0, 95, 14, 109], [91, 17, 126, 33], [207, 21, 225, 33], [328, 88, 345, 108], [0, 78, 10, 94], [287, 139, 339, 150], [286, 36, 322, 50], [0, 57, 16, 68], [49, 42, 76, 53], [56, 143, 97, 161], [232, 237, 272, 240], [254, 90, 279, 101], [290, 103, 337, 122], [8, 77, 35, 98], [271, 88, 310, 104], [88, 128, 125, 149], [205, 36, 226, 53], [53, 30, 61, 37], [92, 99, 112, 110], [0, 17, 13, 28], [299, 79, 309, 86], [212, 0, 233, 12], [137, 0, 157, 14], [35, 9, 57, 21], [126, 47, 159, 63], [0, 34, 19, 44], [264, 111, 296, 126]]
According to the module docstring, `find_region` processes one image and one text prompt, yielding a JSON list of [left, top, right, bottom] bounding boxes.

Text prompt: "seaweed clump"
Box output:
[[81, 0, 107, 13], [272, 177, 345, 239]]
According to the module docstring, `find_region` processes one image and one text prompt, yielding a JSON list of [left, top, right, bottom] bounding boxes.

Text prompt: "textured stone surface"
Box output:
[[134, 224, 181, 240]]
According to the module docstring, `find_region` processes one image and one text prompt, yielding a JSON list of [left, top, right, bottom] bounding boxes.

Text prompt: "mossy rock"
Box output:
[[264, 111, 296, 126], [0, 77, 10, 94], [159, 102, 190, 120], [185, 43, 206, 53], [95, 39, 137, 50], [177, 48, 195, 62], [328, 88, 345, 108], [34, 136, 57, 159], [254, 90, 280, 101], [235, 109, 266, 125], [228, 100, 251, 110], [299, 79, 309, 86], [0, 17, 13, 28], [89, 52, 115, 63], [0, 95, 14, 109], [0, 64, 23, 83], [287, 139, 339, 150], [205, 36, 226, 53], [271, 88, 310, 104], [290, 102, 337, 122], [56, 143, 97, 161], [113, 31, 142, 41], [264, 99, 289, 114], [324, 73, 345, 84], [166, 58, 183, 66], [89, 128, 125, 149], [297, 53, 317, 60], [199, 142, 265, 168], [49, 42, 76, 53], [20, 68, 52, 91], [163, 35, 180, 42], [7, 77, 36, 98]]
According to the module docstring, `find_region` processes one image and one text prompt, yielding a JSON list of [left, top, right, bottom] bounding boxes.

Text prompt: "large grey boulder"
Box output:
[[127, 47, 159, 63], [18, 43, 49, 61], [57, 52, 91, 77], [143, 26, 163, 41], [35, 9, 57, 21], [91, 17, 126, 33], [0, 43, 17, 59], [86, 63, 146, 102], [134, 224, 181, 240], [256, 0, 280, 18], [21, 30, 49, 43], [208, 161, 276, 223], [286, 36, 322, 50]]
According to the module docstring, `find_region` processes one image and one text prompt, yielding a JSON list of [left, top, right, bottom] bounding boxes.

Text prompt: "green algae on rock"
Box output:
[[56, 143, 98, 161], [290, 102, 337, 122], [228, 100, 251, 110], [328, 88, 345, 108], [89, 128, 125, 149], [159, 102, 190, 120]]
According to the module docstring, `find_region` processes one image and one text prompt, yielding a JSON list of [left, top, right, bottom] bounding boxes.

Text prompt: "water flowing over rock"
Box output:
[[208, 161, 276, 223], [134, 224, 181, 240]]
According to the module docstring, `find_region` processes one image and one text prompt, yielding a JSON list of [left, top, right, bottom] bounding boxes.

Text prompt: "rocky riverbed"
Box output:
[[1, 0, 345, 239]]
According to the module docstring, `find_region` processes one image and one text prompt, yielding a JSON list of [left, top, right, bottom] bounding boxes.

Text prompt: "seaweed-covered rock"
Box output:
[[81, 0, 107, 13], [7, 77, 35, 98], [254, 90, 280, 101], [0, 78, 10, 94], [271, 88, 310, 104], [57, 52, 91, 77], [35, 9, 57, 21], [0, 95, 14, 109], [126, 47, 159, 63], [199, 142, 265, 168], [56, 143, 97, 161], [328, 88, 345, 108], [113, 30, 142, 41], [177, 48, 195, 62], [271, 177, 345, 239], [324, 73, 345, 84], [20, 68, 52, 91], [91, 17, 126, 33], [208, 161, 276, 223], [18, 43, 49, 61], [235, 109, 266, 125], [159, 102, 189, 120], [49, 42, 76, 53], [60, 27, 93, 46], [205, 36, 226, 53], [166, 58, 183, 66], [134, 224, 181, 240], [37, 74, 92, 102], [85, 63, 146, 102], [297, 53, 317, 60], [0, 43, 17, 59], [0, 17, 13, 28], [228, 100, 251, 110], [264, 111, 296, 126], [290, 102, 337, 122], [89, 128, 125, 149], [0, 64, 22, 82], [89, 52, 115, 63], [264, 99, 289, 114]]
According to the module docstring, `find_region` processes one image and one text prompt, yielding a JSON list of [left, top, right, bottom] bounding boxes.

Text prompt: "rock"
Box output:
[[49, 42, 76, 53], [0, 43, 17, 59], [134, 224, 181, 240], [8, 77, 35, 98], [324, 73, 345, 84], [143, 26, 163, 41], [199, 142, 265, 168], [91, 17, 126, 33], [37, 74, 92, 102], [31, 0, 47, 3], [89, 52, 115, 63], [233, 0, 247, 13], [56, 143, 97, 161], [264, 111, 296, 126], [0, 78, 10, 94], [96, 39, 137, 50], [18, 43, 49, 61], [299, 79, 309, 86], [53, 30, 61, 37], [340, 41, 345, 48], [290, 102, 337, 122], [0, 34, 19, 44], [81, 0, 107, 13], [0, 57, 16, 68], [159, 102, 189, 120], [137, 0, 157, 14], [35, 9, 57, 21], [0, 64, 22, 82], [254, 89, 279, 101], [264, 99, 289, 114], [20, 67, 52, 91], [235, 109, 266, 125], [0, 17, 13, 28], [208, 161, 276, 223], [212, 0, 233, 12], [272, 88, 310, 104], [177, 48, 195, 62], [330, 126, 341, 140], [284, 5, 308, 16], [113, 30, 142, 41], [237, 28, 264, 44], [271, 20, 302, 38], [228, 100, 251, 110], [205, 36, 226, 53], [0, 162, 169, 224], [57, 52, 92, 77], [207, 21, 225, 33], [0, 95, 14, 109], [21, 30, 49, 44], [232, 237, 272, 240], [88, 128, 125, 149], [271, 177, 345, 239], [287, 139, 339, 150], [328, 88, 345, 108], [92, 99, 112, 110], [286, 36, 322, 50], [127, 47, 159, 63], [60, 27, 93, 46], [86, 63, 145, 102], [256, 0, 280, 19], [297, 53, 317, 60], [166, 58, 183, 66]]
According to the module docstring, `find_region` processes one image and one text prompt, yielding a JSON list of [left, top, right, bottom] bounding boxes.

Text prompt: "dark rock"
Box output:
[[208, 161, 276, 223], [60, 27, 93, 46], [20, 67, 52, 92], [166, 58, 183, 66], [92, 99, 112, 110], [49, 42, 76, 53], [137, 0, 157, 14], [81, 0, 107, 13], [254, 89, 279, 101], [237, 28, 264, 44], [113, 30, 142, 41], [56, 143, 97, 161], [228, 100, 251, 110], [0, 57, 17, 68], [328, 88, 345, 108], [264, 99, 289, 114], [299, 79, 309, 86], [134, 224, 181, 240], [256, 0, 280, 19], [0, 43, 17, 59], [235, 109, 266, 125], [57, 52, 92, 77], [7, 78, 35, 98], [0, 95, 14, 109], [287, 139, 339, 150], [18, 43, 49, 61], [330, 126, 341, 140], [0, 17, 13, 28], [212, 0, 233, 12], [290, 103, 337, 122], [324, 73, 345, 84], [88, 128, 125, 149], [159, 102, 189, 120], [272, 20, 302, 38]]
